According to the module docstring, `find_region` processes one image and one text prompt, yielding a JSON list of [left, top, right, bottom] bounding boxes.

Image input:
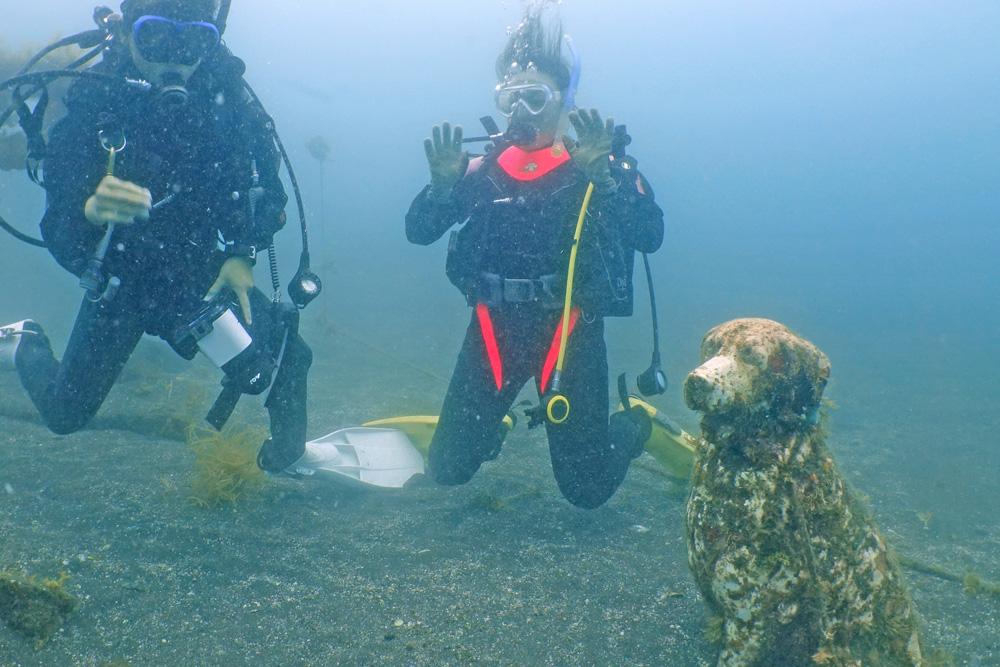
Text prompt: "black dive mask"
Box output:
[[132, 15, 220, 66]]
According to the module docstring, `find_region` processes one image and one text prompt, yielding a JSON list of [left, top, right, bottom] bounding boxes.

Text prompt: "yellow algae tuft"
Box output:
[[187, 423, 269, 508], [159, 380, 213, 440]]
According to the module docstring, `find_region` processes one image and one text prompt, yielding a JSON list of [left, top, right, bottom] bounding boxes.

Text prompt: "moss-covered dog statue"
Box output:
[[684, 318, 923, 667]]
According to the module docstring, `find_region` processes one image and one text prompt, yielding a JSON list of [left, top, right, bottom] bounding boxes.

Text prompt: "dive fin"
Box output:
[[1, 320, 40, 371], [291, 427, 425, 488], [362, 413, 516, 457], [618, 395, 700, 480], [362, 416, 439, 455]]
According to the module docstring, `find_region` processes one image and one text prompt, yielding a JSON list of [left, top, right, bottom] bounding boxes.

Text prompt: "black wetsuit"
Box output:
[[14, 50, 310, 470], [406, 144, 663, 509]]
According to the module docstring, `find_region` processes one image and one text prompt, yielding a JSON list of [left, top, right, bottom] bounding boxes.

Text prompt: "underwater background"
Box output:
[[2, 0, 998, 664]]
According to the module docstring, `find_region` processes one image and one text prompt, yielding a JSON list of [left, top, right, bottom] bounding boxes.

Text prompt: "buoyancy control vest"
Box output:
[[445, 145, 638, 318]]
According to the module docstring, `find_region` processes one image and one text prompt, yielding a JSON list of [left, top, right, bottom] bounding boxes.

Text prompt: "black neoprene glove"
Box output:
[[563, 108, 618, 194], [423, 121, 469, 202]]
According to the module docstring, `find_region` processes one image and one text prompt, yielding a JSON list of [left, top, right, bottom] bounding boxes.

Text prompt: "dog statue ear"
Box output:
[[807, 352, 831, 407], [787, 356, 830, 424]]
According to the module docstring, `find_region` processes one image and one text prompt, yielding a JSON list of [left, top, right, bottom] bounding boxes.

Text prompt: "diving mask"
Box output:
[[132, 15, 220, 66], [495, 83, 560, 118]]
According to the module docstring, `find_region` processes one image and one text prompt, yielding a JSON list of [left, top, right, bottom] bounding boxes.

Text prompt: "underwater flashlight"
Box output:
[[289, 271, 321, 308], [636, 360, 668, 397], [288, 251, 322, 309]]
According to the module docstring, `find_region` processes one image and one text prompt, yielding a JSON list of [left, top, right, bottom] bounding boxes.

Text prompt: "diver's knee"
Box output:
[[560, 485, 614, 510], [553, 464, 619, 509], [427, 456, 479, 486], [43, 412, 91, 436]]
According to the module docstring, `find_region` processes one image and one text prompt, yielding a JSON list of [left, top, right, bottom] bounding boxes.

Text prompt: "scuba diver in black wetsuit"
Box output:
[[405, 11, 664, 509], [0, 0, 312, 473]]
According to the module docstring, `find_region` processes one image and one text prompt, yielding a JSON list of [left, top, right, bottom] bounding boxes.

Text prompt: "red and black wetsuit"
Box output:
[[406, 142, 663, 509]]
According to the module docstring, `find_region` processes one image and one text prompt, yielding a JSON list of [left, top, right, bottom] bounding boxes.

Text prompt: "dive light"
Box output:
[[635, 253, 667, 397], [636, 357, 668, 397], [288, 251, 322, 309]]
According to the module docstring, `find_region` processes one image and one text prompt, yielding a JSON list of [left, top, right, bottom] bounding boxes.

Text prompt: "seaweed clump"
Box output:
[[0, 570, 77, 645], [895, 553, 1000, 598], [158, 379, 213, 441], [187, 423, 269, 508], [962, 573, 1000, 597]]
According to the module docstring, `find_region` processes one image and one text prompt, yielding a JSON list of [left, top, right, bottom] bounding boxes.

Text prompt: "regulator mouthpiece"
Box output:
[[505, 121, 540, 148], [156, 72, 189, 107]]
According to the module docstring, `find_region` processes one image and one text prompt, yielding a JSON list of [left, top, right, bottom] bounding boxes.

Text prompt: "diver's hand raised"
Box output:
[[563, 108, 617, 194], [423, 121, 469, 201], [84, 175, 152, 226]]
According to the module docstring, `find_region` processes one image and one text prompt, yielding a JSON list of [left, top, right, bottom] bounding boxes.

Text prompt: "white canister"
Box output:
[[197, 308, 252, 367]]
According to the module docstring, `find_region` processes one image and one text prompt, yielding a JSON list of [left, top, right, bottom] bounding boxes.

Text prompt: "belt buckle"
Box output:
[[503, 278, 536, 303], [480, 273, 504, 306]]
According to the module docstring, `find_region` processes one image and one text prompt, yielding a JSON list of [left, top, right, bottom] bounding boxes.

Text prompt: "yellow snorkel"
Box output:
[[550, 35, 581, 160]]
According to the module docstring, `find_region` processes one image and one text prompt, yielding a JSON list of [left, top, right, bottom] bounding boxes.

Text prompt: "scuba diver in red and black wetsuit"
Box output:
[[405, 11, 664, 509]]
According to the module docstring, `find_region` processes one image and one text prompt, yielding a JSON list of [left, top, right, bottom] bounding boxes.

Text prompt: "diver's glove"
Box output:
[[609, 406, 653, 460], [205, 256, 255, 324], [423, 121, 469, 202], [563, 108, 618, 195]]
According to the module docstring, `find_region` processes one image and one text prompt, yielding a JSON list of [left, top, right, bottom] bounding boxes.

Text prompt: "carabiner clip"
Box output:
[[98, 128, 126, 175], [98, 128, 126, 154]]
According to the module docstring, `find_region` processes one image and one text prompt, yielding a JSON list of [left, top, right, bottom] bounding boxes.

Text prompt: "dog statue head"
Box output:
[[683, 318, 830, 439]]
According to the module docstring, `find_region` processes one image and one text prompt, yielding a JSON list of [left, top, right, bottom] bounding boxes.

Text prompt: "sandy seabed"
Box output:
[[1, 315, 998, 667]]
